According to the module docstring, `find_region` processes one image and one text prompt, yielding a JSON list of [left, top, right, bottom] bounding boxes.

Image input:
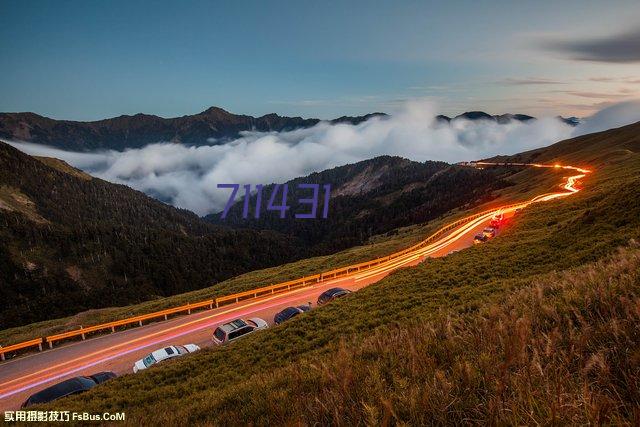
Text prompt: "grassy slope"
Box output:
[[42, 122, 640, 424]]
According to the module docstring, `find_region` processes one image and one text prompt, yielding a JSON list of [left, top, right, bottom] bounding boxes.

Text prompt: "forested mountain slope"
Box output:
[[0, 141, 301, 327], [208, 156, 515, 253]]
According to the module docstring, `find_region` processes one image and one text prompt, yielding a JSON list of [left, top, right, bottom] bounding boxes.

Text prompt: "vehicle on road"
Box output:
[[212, 318, 268, 344], [490, 213, 505, 228], [274, 305, 311, 324], [482, 227, 496, 238], [133, 344, 200, 373], [21, 372, 116, 407], [474, 234, 488, 244], [317, 287, 351, 305]]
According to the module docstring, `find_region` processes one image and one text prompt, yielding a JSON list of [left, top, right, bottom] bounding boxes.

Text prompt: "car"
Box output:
[[274, 305, 311, 324], [21, 372, 116, 407], [474, 234, 488, 244], [482, 227, 496, 238], [133, 344, 200, 373], [490, 213, 505, 228], [317, 287, 351, 305], [212, 318, 268, 344]]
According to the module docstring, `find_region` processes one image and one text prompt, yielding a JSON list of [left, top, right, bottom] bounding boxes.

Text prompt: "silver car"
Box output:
[[212, 318, 268, 344], [133, 344, 200, 373]]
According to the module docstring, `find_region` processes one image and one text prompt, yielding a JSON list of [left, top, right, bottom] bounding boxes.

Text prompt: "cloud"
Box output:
[[540, 27, 640, 63], [573, 100, 640, 136], [8, 99, 619, 216], [586, 77, 640, 85], [499, 77, 566, 86], [563, 91, 632, 100]]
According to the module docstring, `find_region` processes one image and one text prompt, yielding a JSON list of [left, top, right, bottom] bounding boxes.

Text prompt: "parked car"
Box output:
[[474, 234, 488, 244], [274, 305, 311, 324], [212, 318, 268, 344], [21, 372, 116, 407], [133, 344, 200, 373], [317, 287, 351, 305], [482, 227, 496, 238]]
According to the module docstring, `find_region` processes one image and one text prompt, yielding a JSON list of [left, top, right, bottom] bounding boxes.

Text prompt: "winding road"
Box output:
[[0, 162, 589, 410]]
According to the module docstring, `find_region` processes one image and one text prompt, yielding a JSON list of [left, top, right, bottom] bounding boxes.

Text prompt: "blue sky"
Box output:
[[1, 0, 639, 120]]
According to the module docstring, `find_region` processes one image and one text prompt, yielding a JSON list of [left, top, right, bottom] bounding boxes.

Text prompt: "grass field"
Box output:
[[38, 123, 640, 424]]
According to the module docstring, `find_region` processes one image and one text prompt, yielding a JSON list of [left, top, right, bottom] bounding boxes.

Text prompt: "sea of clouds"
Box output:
[[6, 100, 640, 216]]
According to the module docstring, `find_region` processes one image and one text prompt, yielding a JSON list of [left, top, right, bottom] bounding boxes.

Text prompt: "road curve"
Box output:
[[0, 162, 589, 410]]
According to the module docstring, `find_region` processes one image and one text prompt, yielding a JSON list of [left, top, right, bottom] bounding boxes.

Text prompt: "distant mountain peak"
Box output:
[[436, 111, 536, 124]]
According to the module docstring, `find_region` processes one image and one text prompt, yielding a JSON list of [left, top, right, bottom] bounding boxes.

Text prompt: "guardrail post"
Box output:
[[138, 320, 143, 327], [49, 341, 53, 349], [0, 346, 4, 361], [81, 326, 85, 340], [164, 314, 168, 321], [111, 326, 116, 333], [209, 302, 213, 309], [187, 307, 191, 315], [215, 299, 219, 308], [38, 342, 42, 352]]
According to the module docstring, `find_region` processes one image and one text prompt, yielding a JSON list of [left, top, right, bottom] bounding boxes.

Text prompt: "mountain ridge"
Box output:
[[0, 107, 575, 151]]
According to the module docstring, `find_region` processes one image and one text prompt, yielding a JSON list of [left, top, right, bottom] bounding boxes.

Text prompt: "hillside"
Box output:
[[0, 144, 515, 330], [207, 156, 516, 253], [0, 141, 304, 327], [43, 123, 640, 424]]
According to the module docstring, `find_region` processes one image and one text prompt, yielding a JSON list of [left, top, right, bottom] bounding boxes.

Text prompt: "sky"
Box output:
[[1, 0, 640, 120]]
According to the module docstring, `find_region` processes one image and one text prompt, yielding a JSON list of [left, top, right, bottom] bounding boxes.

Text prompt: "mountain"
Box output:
[[0, 140, 306, 328], [557, 115, 581, 126], [436, 111, 536, 123], [207, 156, 515, 253], [0, 108, 386, 151], [1, 106, 576, 152]]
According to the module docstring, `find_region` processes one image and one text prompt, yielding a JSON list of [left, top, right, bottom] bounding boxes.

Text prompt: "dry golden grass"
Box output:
[[160, 243, 640, 425]]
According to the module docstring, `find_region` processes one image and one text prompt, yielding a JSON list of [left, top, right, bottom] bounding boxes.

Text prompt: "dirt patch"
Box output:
[[0, 185, 48, 223]]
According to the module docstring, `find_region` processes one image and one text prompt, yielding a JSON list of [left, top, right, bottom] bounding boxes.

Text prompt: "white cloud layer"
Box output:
[[5, 100, 640, 216]]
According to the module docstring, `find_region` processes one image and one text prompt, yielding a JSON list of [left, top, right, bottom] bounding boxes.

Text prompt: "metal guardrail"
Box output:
[[44, 300, 216, 348], [1, 201, 527, 356], [0, 339, 43, 361]]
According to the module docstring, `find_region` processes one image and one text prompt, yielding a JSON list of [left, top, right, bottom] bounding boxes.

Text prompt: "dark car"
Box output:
[[21, 372, 116, 408], [317, 288, 351, 305], [473, 233, 488, 244], [274, 305, 311, 324], [88, 371, 117, 384]]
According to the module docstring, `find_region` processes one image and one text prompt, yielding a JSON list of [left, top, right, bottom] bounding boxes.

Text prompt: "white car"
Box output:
[[133, 344, 200, 373], [212, 318, 268, 344]]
